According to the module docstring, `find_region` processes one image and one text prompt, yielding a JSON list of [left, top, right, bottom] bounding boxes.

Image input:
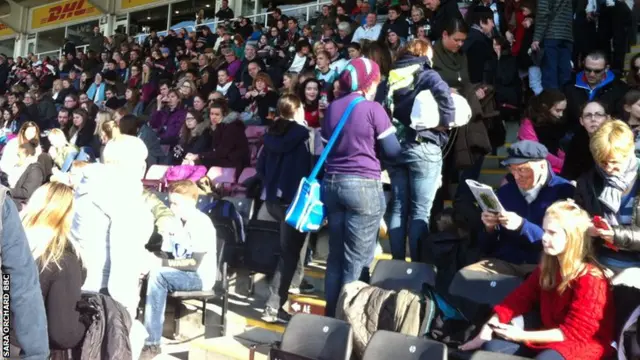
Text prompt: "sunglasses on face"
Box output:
[[584, 67, 605, 75]]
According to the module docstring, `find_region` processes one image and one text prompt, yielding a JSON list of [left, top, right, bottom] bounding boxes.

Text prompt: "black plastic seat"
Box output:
[[370, 259, 436, 292], [279, 314, 353, 360], [448, 268, 523, 306], [362, 330, 447, 360]]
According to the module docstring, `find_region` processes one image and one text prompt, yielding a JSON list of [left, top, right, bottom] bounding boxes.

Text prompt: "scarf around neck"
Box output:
[[597, 156, 639, 225]]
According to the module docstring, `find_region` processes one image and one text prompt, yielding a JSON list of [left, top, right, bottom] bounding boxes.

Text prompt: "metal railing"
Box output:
[[36, 44, 88, 61], [133, 0, 331, 44]]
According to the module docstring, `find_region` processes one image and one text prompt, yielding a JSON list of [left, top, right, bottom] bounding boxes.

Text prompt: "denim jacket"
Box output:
[[2, 191, 50, 359]]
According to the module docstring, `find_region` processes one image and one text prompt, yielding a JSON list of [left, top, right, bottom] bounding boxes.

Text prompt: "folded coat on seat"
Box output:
[[336, 281, 422, 359]]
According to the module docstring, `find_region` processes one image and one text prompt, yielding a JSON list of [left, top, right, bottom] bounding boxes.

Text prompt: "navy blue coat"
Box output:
[[257, 121, 312, 204], [479, 170, 575, 264]]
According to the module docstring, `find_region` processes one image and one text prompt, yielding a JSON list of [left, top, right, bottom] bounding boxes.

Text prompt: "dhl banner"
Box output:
[[121, 0, 159, 10], [0, 24, 14, 37], [31, 0, 101, 30]]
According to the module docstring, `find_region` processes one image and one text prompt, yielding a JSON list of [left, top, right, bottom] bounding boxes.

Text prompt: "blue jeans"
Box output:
[[322, 174, 385, 317], [388, 142, 442, 261], [541, 39, 573, 90], [482, 339, 565, 360], [144, 267, 203, 345]]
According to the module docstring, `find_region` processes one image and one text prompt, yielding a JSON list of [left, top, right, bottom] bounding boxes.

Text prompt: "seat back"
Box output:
[[222, 196, 254, 224], [207, 167, 237, 185], [370, 259, 436, 292], [280, 314, 353, 360], [448, 268, 523, 306], [466, 351, 531, 359], [245, 125, 267, 141], [145, 165, 170, 181], [237, 167, 257, 184], [362, 330, 446, 360]]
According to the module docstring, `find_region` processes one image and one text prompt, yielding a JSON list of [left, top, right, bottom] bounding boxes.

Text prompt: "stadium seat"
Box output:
[[233, 167, 257, 196], [448, 268, 523, 306], [145, 165, 170, 180], [237, 167, 257, 184], [279, 314, 353, 360], [370, 259, 436, 292], [362, 330, 447, 360], [207, 167, 236, 195], [245, 125, 267, 141], [223, 196, 254, 223], [143, 165, 170, 191], [464, 351, 531, 359]]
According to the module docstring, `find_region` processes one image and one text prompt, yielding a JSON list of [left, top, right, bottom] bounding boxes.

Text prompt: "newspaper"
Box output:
[[465, 179, 505, 213]]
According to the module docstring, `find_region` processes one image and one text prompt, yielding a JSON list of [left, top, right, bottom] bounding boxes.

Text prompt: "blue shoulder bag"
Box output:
[[285, 96, 364, 232]]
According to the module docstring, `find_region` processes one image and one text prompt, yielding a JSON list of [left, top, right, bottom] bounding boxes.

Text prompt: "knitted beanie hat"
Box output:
[[339, 57, 381, 93]]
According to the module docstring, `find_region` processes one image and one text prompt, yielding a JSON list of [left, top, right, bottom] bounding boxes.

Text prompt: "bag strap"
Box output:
[[308, 96, 364, 180]]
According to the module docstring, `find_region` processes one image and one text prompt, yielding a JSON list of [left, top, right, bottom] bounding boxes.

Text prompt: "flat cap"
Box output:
[[501, 140, 548, 166]]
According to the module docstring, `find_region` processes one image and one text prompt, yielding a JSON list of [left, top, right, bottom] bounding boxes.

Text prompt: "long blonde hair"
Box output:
[[94, 110, 114, 136], [540, 200, 603, 293], [22, 182, 77, 271]]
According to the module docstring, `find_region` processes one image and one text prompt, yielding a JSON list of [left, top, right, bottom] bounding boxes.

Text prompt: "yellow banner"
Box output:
[[31, 0, 100, 30], [121, 0, 158, 9], [0, 24, 14, 37]]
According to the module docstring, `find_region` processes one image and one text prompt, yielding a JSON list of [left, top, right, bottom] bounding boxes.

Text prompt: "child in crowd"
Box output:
[[460, 200, 615, 360], [141, 180, 217, 360], [48, 128, 79, 172]]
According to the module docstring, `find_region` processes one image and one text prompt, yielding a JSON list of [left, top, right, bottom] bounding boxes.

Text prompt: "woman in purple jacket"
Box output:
[[150, 89, 187, 147]]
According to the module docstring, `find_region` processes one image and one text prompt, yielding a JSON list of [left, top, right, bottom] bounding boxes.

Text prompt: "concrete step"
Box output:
[[189, 329, 280, 360]]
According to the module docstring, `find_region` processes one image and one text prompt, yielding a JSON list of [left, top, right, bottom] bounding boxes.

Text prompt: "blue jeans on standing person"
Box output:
[[541, 39, 573, 90], [482, 339, 565, 359], [144, 267, 203, 345], [322, 174, 386, 317], [388, 142, 443, 261]]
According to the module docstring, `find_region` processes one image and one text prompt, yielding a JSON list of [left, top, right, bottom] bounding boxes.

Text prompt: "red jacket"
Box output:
[[493, 265, 615, 360]]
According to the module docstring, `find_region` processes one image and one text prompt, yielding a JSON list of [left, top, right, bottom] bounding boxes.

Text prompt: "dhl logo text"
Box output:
[[42, 0, 94, 25]]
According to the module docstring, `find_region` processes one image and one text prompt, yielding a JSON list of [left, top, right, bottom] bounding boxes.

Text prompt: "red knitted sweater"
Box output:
[[493, 265, 615, 360]]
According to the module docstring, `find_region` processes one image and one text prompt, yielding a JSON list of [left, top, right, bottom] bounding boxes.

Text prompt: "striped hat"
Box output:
[[339, 57, 381, 93]]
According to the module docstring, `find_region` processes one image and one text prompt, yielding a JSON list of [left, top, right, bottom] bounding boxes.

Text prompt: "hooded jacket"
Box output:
[[565, 70, 628, 131], [257, 120, 312, 204], [388, 54, 455, 147]]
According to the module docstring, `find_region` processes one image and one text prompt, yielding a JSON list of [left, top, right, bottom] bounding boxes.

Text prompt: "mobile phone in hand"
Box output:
[[593, 216, 618, 251], [593, 215, 611, 230]]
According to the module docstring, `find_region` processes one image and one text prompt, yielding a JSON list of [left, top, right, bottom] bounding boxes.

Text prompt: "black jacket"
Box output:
[[575, 167, 640, 260], [429, 0, 463, 42], [560, 127, 594, 180], [483, 53, 522, 107], [11, 162, 46, 209], [564, 71, 628, 131], [462, 27, 494, 84], [77, 292, 132, 360]]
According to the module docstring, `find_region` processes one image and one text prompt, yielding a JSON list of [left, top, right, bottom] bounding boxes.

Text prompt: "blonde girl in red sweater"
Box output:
[[460, 200, 615, 360]]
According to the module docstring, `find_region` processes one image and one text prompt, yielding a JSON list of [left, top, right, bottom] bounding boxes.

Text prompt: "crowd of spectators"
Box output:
[[3, 0, 640, 359]]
